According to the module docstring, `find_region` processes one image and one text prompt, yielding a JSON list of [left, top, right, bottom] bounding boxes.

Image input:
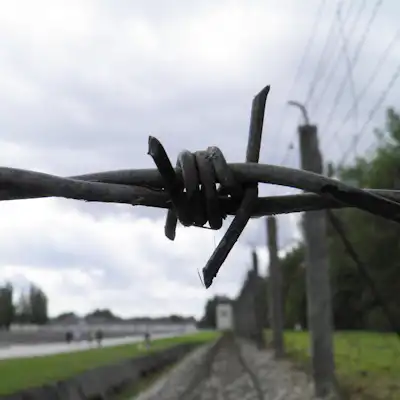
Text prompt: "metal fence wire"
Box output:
[[2, 85, 400, 289]]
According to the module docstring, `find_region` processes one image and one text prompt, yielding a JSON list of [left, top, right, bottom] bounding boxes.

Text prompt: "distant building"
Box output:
[[50, 313, 82, 326], [46, 311, 197, 336], [216, 297, 234, 331]]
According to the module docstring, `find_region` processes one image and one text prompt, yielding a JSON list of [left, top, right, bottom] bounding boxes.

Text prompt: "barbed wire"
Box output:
[[309, 0, 367, 117], [274, 0, 327, 154], [3, 85, 400, 289], [339, 63, 400, 165], [304, 0, 353, 107], [327, 210, 400, 339], [324, 27, 400, 152], [280, 0, 353, 166], [320, 0, 384, 136]]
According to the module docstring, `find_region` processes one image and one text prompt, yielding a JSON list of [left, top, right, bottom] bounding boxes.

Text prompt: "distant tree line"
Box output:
[[53, 308, 196, 324], [0, 282, 48, 329], [198, 296, 219, 328]]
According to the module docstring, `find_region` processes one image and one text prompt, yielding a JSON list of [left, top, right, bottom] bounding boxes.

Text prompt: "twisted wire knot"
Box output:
[[147, 84, 270, 288], [148, 137, 244, 240]]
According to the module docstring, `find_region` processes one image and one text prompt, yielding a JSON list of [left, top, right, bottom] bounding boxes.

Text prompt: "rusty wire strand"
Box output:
[[2, 84, 400, 287], [2, 164, 400, 215]]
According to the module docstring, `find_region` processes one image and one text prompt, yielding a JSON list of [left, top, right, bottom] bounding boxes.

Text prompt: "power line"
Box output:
[[321, 0, 385, 136], [310, 0, 367, 116], [339, 63, 400, 165], [325, 28, 400, 151]]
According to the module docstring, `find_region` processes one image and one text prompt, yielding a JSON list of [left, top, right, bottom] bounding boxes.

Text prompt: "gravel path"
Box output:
[[134, 335, 318, 400], [135, 342, 215, 400]]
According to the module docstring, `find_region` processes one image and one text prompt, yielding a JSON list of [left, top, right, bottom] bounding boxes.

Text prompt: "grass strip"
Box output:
[[0, 330, 218, 396], [279, 330, 400, 400]]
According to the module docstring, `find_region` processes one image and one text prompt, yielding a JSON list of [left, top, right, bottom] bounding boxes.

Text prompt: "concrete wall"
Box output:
[[10, 322, 196, 334], [0, 323, 197, 346]]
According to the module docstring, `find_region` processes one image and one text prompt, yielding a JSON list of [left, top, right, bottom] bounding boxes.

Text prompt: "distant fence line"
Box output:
[[8, 322, 198, 334]]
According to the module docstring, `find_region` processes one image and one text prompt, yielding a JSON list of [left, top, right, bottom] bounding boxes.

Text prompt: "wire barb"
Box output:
[[202, 84, 270, 288], [1, 85, 400, 288]]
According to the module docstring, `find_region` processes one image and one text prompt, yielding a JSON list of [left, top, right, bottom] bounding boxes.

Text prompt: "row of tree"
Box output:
[[198, 296, 220, 328], [200, 108, 400, 332], [0, 282, 48, 329], [54, 309, 194, 323]]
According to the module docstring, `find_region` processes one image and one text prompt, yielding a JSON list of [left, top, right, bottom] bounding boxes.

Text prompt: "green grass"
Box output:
[[278, 330, 400, 400], [0, 331, 219, 396]]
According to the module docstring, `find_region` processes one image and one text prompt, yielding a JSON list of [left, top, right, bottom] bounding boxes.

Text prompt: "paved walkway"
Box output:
[[135, 335, 317, 400]]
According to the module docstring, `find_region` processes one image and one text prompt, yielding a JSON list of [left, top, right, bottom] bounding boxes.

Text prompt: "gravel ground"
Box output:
[[134, 336, 319, 400]]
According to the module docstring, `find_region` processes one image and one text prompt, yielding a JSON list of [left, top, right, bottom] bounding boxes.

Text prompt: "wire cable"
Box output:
[[336, 5, 359, 127], [325, 28, 400, 151], [311, 0, 367, 117], [339, 63, 400, 165], [276, 0, 327, 164], [304, 0, 354, 107], [3, 84, 400, 289], [327, 210, 400, 339], [321, 0, 385, 136], [280, 1, 354, 165]]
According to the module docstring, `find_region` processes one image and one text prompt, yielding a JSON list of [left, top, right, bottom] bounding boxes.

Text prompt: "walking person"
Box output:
[[144, 331, 151, 350], [95, 329, 104, 347], [65, 330, 73, 344]]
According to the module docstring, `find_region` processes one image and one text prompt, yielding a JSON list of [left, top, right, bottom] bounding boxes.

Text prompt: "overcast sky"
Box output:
[[0, 0, 399, 319]]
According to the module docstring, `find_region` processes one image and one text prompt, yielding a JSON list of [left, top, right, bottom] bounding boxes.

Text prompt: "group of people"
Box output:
[[64, 329, 152, 349], [65, 329, 104, 346]]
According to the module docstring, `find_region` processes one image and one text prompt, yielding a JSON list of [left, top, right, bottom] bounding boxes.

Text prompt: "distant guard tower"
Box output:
[[216, 296, 234, 332]]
